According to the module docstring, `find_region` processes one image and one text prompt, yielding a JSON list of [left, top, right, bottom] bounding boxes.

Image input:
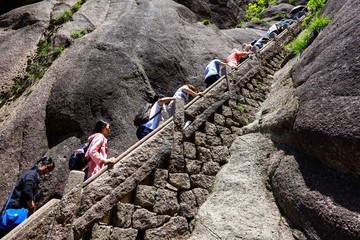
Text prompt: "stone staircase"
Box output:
[[2, 19, 302, 240]]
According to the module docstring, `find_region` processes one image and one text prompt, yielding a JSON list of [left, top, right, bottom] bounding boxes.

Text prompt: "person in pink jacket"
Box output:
[[225, 44, 253, 68], [85, 120, 116, 179]]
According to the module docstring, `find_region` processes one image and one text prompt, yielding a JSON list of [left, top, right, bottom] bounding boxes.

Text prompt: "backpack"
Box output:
[[133, 103, 152, 126], [133, 103, 162, 127], [68, 142, 91, 170]]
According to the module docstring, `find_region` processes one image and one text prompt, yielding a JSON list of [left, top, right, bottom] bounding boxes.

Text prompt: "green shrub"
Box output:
[[201, 19, 211, 25], [72, 0, 82, 11], [38, 40, 51, 57], [307, 0, 327, 15], [237, 104, 245, 113], [245, 0, 278, 21], [71, 29, 87, 38], [309, 15, 331, 32], [286, 15, 330, 54], [53, 45, 65, 56], [57, 10, 73, 24], [286, 29, 311, 54]]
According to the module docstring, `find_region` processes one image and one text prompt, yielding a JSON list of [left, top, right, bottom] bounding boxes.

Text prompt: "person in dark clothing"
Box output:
[[7, 157, 55, 213], [0, 157, 55, 237]]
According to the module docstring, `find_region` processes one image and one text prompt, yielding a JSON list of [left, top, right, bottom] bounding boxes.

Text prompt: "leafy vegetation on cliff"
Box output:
[[0, 0, 86, 107], [287, 0, 330, 54], [245, 0, 278, 21]]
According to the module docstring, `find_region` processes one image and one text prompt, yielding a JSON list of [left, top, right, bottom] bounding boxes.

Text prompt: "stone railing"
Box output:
[[2, 20, 302, 240]]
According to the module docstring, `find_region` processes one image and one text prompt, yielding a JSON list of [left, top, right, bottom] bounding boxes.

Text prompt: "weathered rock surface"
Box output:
[[292, 0, 360, 175], [189, 133, 294, 240], [1, 0, 360, 240], [174, 0, 251, 29], [0, 0, 41, 15], [0, 0, 53, 95], [221, 27, 267, 46], [271, 150, 360, 240], [0, 0, 237, 206], [259, 3, 294, 20]]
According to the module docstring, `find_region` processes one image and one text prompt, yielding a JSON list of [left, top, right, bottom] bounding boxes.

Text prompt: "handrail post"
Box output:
[[169, 99, 185, 173], [46, 171, 85, 240]]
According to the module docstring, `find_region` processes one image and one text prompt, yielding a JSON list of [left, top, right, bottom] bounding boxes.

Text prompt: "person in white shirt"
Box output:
[[167, 83, 204, 117], [136, 95, 175, 140]]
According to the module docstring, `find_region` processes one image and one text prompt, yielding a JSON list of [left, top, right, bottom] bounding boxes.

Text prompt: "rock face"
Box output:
[[190, 133, 295, 240], [271, 150, 360, 240], [0, 0, 237, 206], [292, 0, 360, 175], [259, 3, 294, 20], [1, 0, 360, 240], [0, 0, 41, 15], [0, 0, 53, 95], [174, 0, 251, 29]]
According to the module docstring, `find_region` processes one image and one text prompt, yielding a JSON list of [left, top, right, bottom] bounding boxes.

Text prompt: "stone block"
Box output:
[[183, 142, 196, 159], [168, 154, 185, 173], [192, 188, 209, 206], [168, 173, 191, 190], [216, 125, 231, 135], [206, 135, 222, 146], [228, 98, 237, 108], [113, 203, 134, 228], [110, 228, 138, 240], [232, 111, 249, 126], [225, 117, 240, 128], [231, 126, 243, 135], [245, 97, 260, 107], [205, 121, 217, 136], [197, 146, 212, 162], [91, 223, 112, 240], [213, 113, 225, 126], [190, 174, 215, 189], [154, 169, 168, 188], [179, 190, 197, 218], [211, 146, 230, 165], [134, 185, 157, 209], [144, 217, 189, 240], [201, 161, 221, 176], [194, 131, 207, 147], [246, 82, 254, 91], [185, 159, 202, 174], [133, 208, 157, 229], [172, 131, 184, 156], [222, 105, 233, 117], [221, 133, 236, 147], [153, 189, 179, 216]]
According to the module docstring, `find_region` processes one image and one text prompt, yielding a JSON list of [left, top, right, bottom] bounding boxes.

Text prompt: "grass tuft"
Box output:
[[71, 29, 87, 38], [287, 15, 330, 55]]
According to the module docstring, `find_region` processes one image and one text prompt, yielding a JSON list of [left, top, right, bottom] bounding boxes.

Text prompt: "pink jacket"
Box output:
[[85, 133, 108, 178], [226, 49, 251, 67]]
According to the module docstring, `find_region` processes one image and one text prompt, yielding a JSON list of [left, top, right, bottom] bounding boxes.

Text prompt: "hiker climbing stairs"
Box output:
[[2, 19, 302, 240]]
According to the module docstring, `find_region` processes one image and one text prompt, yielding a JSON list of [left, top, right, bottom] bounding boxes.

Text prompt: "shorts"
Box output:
[[205, 74, 220, 88]]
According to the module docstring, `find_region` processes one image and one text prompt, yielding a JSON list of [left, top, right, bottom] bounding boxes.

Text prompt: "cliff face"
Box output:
[[292, 0, 360, 175], [0, 0, 359, 239], [0, 0, 237, 205]]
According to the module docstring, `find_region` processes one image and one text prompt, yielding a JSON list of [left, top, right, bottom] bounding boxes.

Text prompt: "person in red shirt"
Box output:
[[226, 44, 253, 68]]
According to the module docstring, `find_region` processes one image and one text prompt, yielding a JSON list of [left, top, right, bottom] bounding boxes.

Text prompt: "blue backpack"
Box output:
[[0, 189, 28, 230]]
